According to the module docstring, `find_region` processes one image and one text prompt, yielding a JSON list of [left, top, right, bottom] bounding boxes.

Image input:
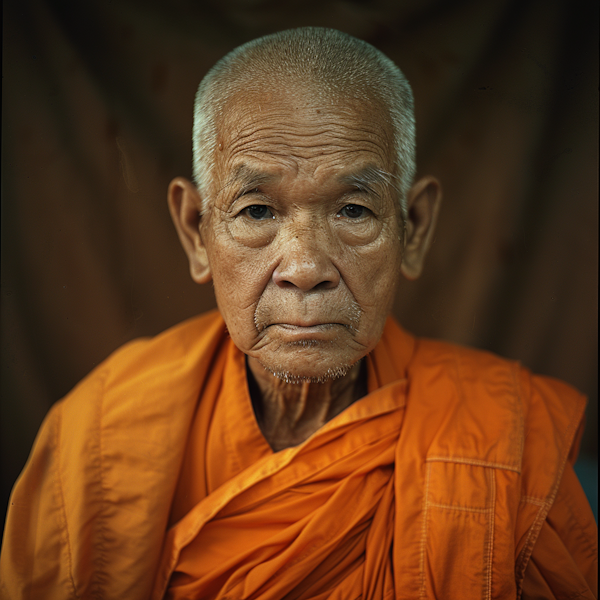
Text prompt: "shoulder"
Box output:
[[382, 316, 525, 386], [43, 310, 229, 496], [60, 310, 226, 406], [45, 308, 228, 461], [397, 323, 586, 473], [414, 333, 521, 378], [411, 332, 585, 425], [92, 310, 226, 383]]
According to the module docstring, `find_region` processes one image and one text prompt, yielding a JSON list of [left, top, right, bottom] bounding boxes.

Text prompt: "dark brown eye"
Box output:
[[244, 205, 273, 220], [339, 204, 367, 219]]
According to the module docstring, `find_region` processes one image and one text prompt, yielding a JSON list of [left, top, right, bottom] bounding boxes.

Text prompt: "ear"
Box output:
[[400, 176, 442, 280], [168, 177, 212, 284]]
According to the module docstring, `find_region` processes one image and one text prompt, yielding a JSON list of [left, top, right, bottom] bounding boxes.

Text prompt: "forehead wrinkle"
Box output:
[[226, 139, 391, 167], [230, 123, 391, 147], [223, 105, 393, 150], [216, 115, 394, 182]]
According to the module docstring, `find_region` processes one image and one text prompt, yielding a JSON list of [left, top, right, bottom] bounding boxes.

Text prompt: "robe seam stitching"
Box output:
[[427, 502, 492, 513], [419, 461, 431, 599], [515, 502, 547, 600], [425, 456, 520, 473], [519, 496, 545, 506], [485, 467, 495, 600]]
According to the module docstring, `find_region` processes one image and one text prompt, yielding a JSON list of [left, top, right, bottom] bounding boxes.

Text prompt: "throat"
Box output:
[[246, 357, 367, 452]]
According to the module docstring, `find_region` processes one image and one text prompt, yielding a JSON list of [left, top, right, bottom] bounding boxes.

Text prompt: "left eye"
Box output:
[[243, 205, 274, 220], [338, 204, 368, 219]]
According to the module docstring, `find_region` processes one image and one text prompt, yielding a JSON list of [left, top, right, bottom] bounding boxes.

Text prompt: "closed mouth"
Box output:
[[271, 322, 342, 330], [267, 322, 345, 339]]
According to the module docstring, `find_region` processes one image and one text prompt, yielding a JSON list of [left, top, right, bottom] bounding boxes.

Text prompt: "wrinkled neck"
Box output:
[[246, 356, 367, 452]]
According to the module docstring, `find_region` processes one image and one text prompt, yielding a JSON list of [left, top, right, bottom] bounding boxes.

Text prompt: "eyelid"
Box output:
[[337, 195, 375, 211], [340, 187, 385, 212], [233, 199, 274, 218], [230, 188, 270, 213]]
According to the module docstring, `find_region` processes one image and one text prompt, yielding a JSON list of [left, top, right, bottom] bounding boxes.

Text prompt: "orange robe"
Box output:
[[1, 311, 596, 599]]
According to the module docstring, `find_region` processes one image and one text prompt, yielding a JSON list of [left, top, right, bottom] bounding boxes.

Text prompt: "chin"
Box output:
[[262, 363, 355, 385], [258, 344, 360, 384]]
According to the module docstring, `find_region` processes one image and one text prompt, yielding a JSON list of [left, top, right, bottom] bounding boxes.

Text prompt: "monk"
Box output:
[[1, 27, 596, 600]]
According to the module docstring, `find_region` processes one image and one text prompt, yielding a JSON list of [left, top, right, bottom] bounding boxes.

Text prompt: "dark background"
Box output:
[[2, 0, 598, 520]]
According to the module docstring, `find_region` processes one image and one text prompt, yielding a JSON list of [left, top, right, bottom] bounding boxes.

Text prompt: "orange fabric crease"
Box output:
[[1, 311, 597, 599]]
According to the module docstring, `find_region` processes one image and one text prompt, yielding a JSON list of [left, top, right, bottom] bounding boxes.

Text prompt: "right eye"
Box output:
[[337, 204, 370, 219], [242, 205, 274, 220]]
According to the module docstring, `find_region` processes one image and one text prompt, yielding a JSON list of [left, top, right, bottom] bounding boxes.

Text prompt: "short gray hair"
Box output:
[[192, 27, 416, 217]]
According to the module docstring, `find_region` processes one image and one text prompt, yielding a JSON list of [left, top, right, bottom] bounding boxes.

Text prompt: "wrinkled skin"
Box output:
[[169, 89, 441, 449]]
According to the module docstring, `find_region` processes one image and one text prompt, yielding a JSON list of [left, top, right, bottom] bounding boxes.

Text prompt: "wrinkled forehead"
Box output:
[[214, 84, 396, 166]]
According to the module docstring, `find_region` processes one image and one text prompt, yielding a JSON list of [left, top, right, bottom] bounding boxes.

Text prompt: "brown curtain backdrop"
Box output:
[[2, 0, 597, 512]]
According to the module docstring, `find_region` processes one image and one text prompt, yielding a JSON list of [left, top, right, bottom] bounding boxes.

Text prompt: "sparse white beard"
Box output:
[[261, 362, 356, 385]]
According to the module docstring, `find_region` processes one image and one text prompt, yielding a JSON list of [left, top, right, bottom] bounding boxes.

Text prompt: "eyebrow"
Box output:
[[338, 165, 397, 196], [222, 163, 278, 195], [220, 163, 396, 198]]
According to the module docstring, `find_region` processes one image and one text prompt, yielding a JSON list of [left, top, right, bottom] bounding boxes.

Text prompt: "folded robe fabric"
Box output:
[[1, 311, 597, 599], [163, 335, 406, 599]]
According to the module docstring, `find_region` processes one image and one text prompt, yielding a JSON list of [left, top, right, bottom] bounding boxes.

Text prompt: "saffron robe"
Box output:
[[1, 311, 597, 599]]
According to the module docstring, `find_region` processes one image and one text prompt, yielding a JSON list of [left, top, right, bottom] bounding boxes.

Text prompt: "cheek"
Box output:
[[345, 232, 403, 320], [211, 270, 260, 353], [207, 221, 264, 297], [205, 230, 273, 349], [210, 252, 262, 312]]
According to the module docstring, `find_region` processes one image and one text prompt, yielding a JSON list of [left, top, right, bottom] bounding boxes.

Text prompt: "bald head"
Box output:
[[192, 27, 416, 217]]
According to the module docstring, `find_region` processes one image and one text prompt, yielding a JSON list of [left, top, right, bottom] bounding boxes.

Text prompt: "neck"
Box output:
[[247, 356, 367, 452]]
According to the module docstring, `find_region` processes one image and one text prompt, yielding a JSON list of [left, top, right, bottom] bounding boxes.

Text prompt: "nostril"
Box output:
[[314, 280, 336, 291], [273, 272, 337, 291], [274, 278, 296, 289]]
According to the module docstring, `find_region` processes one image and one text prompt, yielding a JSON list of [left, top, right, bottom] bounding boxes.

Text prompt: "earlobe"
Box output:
[[400, 176, 442, 280], [167, 177, 212, 284]]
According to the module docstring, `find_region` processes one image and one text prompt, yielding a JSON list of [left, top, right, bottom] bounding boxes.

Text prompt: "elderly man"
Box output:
[[1, 28, 596, 600]]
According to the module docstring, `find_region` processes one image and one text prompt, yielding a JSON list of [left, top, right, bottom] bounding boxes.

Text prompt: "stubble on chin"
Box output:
[[260, 360, 356, 385]]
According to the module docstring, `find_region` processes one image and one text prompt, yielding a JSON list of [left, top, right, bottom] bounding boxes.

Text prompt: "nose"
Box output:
[[272, 227, 340, 292]]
